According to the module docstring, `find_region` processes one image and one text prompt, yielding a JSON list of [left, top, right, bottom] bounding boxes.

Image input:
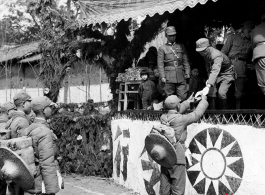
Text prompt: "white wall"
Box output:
[[111, 119, 265, 195]]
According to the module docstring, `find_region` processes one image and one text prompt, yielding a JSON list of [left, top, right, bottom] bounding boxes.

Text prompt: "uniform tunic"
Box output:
[[159, 99, 208, 195], [221, 33, 252, 98], [203, 47, 234, 99], [251, 23, 265, 94], [157, 42, 190, 100]]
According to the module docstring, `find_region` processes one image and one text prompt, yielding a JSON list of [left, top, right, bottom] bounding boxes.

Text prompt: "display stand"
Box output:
[[118, 81, 141, 111]]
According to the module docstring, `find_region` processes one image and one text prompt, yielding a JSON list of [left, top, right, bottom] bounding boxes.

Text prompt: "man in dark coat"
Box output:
[[159, 94, 208, 195], [221, 21, 254, 109], [251, 14, 265, 95], [24, 96, 59, 195], [157, 26, 190, 100], [195, 38, 235, 109]]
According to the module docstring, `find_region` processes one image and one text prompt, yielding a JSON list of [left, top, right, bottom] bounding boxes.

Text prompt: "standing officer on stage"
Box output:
[[157, 26, 190, 100], [221, 20, 254, 109], [195, 38, 234, 109]]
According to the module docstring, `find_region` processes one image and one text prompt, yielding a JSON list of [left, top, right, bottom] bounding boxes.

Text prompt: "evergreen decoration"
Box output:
[[50, 112, 113, 177]]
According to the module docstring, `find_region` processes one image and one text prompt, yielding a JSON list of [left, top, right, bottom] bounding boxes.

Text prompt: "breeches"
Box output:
[[163, 81, 188, 100], [255, 57, 265, 95], [234, 77, 246, 98], [208, 76, 234, 99], [160, 165, 186, 195]]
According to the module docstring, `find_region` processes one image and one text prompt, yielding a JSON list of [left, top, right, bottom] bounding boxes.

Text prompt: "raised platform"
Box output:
[[111, 110, 265, 195]]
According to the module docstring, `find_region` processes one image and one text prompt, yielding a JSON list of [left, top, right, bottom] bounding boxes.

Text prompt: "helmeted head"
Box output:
[[31, 96, 57, 119], [242, 20, 254, 39], [13, 90, 32, 115], [165, 26, 176, 43], [2, 101, 16, 119], [164, 95, 181, 110]]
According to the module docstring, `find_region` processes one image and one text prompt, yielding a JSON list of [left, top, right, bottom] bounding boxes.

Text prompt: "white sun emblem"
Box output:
[[187, 128, 244, 195]]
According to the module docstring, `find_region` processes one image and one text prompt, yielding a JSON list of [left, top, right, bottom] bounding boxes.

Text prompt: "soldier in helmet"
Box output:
[[157, 26, 190, 100]]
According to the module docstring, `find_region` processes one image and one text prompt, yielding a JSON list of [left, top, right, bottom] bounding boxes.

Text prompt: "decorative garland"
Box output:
[[50, 112, 112, 177]]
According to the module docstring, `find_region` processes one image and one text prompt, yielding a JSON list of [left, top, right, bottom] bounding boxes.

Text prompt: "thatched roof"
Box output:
[[0, 42, 40, 63]]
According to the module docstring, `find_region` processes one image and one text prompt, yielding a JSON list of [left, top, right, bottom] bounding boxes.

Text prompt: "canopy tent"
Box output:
[[78, 0, 218, 26]]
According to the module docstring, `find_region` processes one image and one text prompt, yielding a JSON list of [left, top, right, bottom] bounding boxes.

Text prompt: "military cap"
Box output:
[[13, 90, 32, 106], [31, 96, 57, 112], [196, 38, 210, 52], [243, 20, 254, 30], [165, 26, 176, 35], [164, 95, 181, 109], [2, 101, 16, 111]]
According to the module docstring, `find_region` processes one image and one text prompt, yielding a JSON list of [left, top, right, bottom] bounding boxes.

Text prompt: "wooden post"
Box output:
[[99, 67, 102, 102], [85, 64, 88, 101], [64, 75, 69, 103]]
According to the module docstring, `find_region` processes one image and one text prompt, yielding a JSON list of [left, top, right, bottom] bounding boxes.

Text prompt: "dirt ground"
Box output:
[[57, 175, 139, 195]]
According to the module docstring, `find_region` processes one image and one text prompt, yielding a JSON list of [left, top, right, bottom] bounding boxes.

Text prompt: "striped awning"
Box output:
[[78, 0, 218, 26]]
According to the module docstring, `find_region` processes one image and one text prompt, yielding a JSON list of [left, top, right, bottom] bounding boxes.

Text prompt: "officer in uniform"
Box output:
[[252, 14, 265, 95], [157, 26, 190, 100], [221, 21, 254, 109], [195, 38, 234, 109]]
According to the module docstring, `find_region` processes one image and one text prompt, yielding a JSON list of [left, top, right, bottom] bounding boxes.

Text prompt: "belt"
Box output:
[[230, 56, 247, 62]]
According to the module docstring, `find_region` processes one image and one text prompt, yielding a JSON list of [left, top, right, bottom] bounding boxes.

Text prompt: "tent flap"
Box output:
[[78, 0, 217, 26]]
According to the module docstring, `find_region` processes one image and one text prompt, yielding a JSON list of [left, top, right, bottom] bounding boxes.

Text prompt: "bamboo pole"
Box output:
[[99, 67, 102, 102]]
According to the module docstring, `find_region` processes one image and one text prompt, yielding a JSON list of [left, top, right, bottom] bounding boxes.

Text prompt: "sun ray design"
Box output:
[[212, 180, 219, 194], [187, 128, 244, 195], [221, 141, 236, 156], [224, 166, 241, 179], [206, 130, 213, 148], [188, 161, 201, 171], [226, 157, 242, 166], [193, 171, 205, 186], [195, 138, 206, 154], [191, 153, 202, 162], [213, 130, 223, 150], [219, 175, 233, 192], [205, 178, 212, 194]]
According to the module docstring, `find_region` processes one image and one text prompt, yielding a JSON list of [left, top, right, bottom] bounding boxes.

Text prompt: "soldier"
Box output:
[[24, 96, 60, 195], [5, 90, 32, 138], [159, 94, 208, 195], [251, 14, 265, 95], [195, 38, 234, 109], [0, 101, 16, 139], [157, 26, 190, 100], [221, 21, 254, 109]]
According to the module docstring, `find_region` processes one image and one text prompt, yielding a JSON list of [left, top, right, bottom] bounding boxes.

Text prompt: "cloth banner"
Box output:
[[78, 0, 217, 25], [111, 119, 265, 195]]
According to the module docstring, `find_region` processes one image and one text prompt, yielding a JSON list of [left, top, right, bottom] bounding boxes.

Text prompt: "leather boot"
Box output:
[[235, 98, 241, 109], [208, 97, 216, 110], [219, 99, 228, 110]]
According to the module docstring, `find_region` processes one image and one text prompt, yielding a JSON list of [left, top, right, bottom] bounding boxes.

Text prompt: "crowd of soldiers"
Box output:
[[0, 91, 60, 195]]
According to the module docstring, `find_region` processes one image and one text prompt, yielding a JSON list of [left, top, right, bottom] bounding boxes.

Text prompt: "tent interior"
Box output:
[[79, 0, 265, 109]]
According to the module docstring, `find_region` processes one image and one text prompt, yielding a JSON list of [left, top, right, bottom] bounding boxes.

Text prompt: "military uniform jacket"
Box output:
[[157, 42, 190, 83], [251, 23, 265, 61], [221, 33, 252, 61], [204, 47, 234, 86], [5, 111, 30, 138], [160, 99, 208, 164]]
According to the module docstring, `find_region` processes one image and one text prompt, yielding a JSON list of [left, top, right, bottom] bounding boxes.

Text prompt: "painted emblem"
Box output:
[[187, 128, 244, 195]]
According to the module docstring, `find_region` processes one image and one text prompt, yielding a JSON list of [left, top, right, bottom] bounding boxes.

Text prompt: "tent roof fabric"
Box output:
[[0, 42, 40, 63], [78, 0, 217, 26]]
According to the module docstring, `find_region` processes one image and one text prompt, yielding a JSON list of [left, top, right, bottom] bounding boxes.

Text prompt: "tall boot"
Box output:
[[208, 97, 216, 110], [219, 99, 228, 110], [235, 98, 241, 109]]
